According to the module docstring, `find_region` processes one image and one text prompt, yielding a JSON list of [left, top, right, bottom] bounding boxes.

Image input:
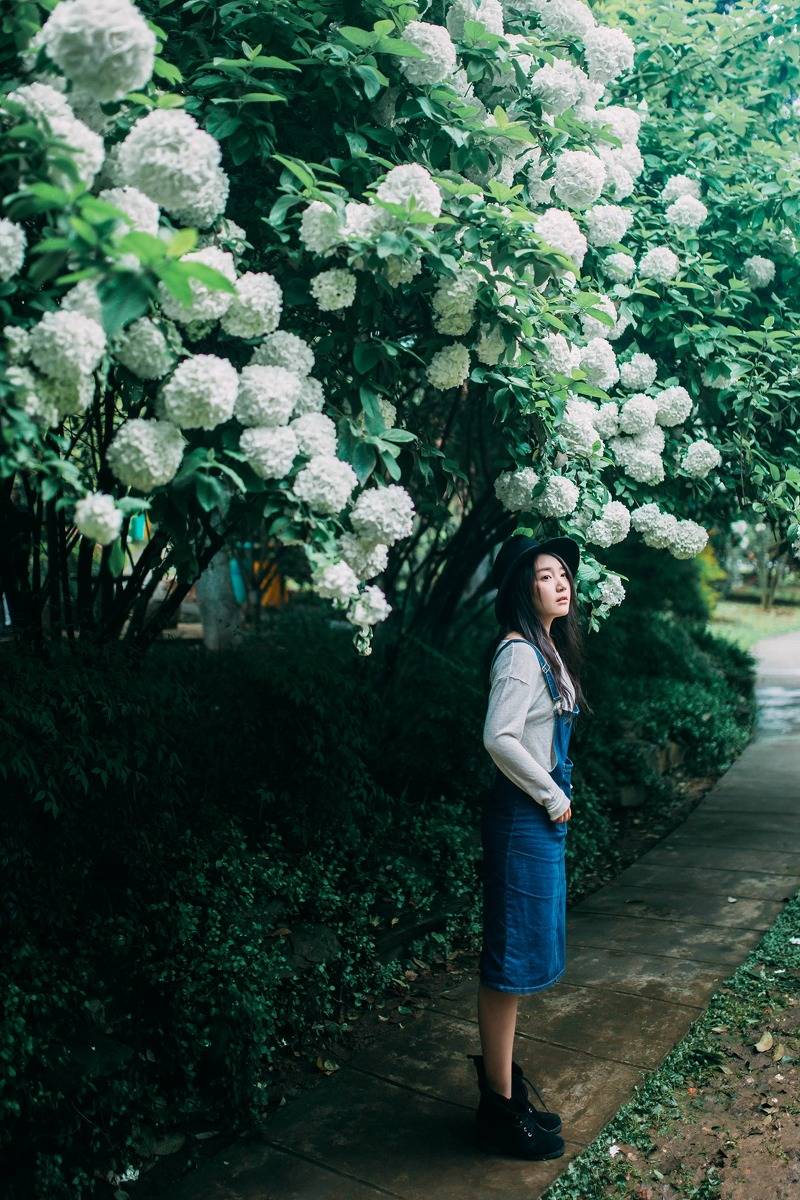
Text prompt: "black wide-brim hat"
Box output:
[[491, 534, 581, 624]]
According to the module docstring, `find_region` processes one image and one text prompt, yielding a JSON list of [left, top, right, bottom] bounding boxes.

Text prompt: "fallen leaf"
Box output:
[[755, 1031, 774, 1052], [726, 896, 739, 904], [315, 1057, 339, 1075], [772, 1043, 785, 1061]]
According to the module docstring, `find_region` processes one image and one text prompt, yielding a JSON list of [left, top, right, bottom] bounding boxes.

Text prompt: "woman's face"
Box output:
[[531, 553, 571, 621]]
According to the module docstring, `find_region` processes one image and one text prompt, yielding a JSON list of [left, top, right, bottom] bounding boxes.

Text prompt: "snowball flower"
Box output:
[[681, 439, 722, 478], [603, 252, 635, 282], [40, 0, 155, 101], [294, 376, 325, 415], [665, 194, 708, 231], [585, 204, 633, 247], [620, 353, 657, 391], [239, 426, 299, 480], [426, 342, 471, 390], [338, 532, 389, 580], [590, 104, 641, 145], [593, 400, 620, 437], [530, 60, 588, 116], [553, 150, 606, 209], [376, 163, 443, 218], [161, 354, 238, 430], [235, 365, 300, 427], [534, 208, 588, 269], [348, 584, 392, 627], [312, 560, 360, 604], [660, 174, 701, 202], [743, 256, 775, 289], [292, 454, 358, 514], [398, 22, 457, 87], [538, 0, 596, 40], [476, 323, 507, 365], [158, 247, 236, 324], [343, 201, 389, 240], [582, 25, 635, 84], [598, 572, 625, 608], [669, 519, 709, 559], [73, 492, 123, 546], [0, 219, 26, 281], [3, 325, 31, 363], [580, 295, 617, 340], [494, 467, 539, 512], [587, 499, 630, 547], [618, 392, 657, 433], [562, 398, 602, 457], [116, 109, 229, 227], [39, 372, 94, 418], [446, 0, 504, 39], [542, 332, 581, 376], [115, 317, 175, 379], [106, 417, 185, 491], [97, 186, 160, 237], [432, 268, 481, 335], [536, 474, 580, 518], [219, 271, 282, 338], [30, 311, 105, 381], [654, 384, 693, 426], [638, 246, 679, 283], [310, 268, 357, 311], [299, 200, 343, 256], [6, 366, 60, 427], [59, 279, 103, 324], [251, 331, 314, 376], [8, 84, 104, 188], [579, 337, 619, 389], [349, 484, 416, 546], [290, 412, 337, 458]]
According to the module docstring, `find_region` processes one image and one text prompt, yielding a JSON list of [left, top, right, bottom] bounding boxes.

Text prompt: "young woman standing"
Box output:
[[467, 533, 590, 1159]]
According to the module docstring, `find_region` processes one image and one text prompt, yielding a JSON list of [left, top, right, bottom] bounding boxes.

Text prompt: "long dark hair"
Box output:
[[482, 550, 593, 715]]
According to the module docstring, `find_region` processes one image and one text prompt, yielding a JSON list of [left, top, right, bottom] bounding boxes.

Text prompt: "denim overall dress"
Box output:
[[479, 637, 580, 995]]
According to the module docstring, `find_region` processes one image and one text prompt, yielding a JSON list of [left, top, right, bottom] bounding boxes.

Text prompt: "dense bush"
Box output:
[[0, 564, 754, 1196]]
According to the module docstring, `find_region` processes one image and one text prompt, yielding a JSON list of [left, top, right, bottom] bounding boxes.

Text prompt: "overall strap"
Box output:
[[491, 638, 562, 704]]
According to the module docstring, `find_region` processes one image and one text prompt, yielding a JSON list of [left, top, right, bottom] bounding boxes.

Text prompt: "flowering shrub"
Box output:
[[1, 0, 796, 652]]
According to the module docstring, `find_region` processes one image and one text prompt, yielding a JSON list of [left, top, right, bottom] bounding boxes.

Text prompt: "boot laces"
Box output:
[[519, 1069, 549, 1113]]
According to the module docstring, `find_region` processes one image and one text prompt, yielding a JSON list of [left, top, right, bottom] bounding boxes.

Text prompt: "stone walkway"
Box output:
[[172, 630, 800, 1200]]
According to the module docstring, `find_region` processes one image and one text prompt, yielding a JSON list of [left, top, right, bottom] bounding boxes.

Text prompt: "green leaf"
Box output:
[[153, 57, 183, 84], [353, 343, 383, 373], [165, 228, 199, 258], [178, 262, 237, 293], [238, 91, 287, 103], [272, 153, 316, 188], [107, 539, 126, 578], [98, 274, 152, 336], [339, 26, 378, 48], [195, 474, 228, 513]]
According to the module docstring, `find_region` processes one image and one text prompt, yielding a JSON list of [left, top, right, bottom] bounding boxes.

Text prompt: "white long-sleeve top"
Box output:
[[482, 638, 572, 821]]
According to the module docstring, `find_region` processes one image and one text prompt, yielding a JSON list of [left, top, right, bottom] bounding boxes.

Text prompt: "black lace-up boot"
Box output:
[[466, 1053, 562, 1134], [467, 1054, 565, 1160]]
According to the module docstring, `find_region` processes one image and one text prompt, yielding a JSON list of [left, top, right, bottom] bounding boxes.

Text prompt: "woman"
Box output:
[[467, 533, 590, 1160]]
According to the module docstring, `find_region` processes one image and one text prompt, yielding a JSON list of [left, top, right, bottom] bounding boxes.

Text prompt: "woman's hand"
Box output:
[[553, 805, 571, 823]]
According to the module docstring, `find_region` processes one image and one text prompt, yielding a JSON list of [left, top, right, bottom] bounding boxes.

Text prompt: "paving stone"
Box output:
[[561, 945, 725, 1007], [612, 862, 800, 901], [639, 842, 800, 876], [659, 824, 800, 853], [426, 979, 695, 1070], [573, 885, 784, 930], [262, 1066, 583, 1199], [566, 911, 761, 965], [337, 1009, 643, 1146]]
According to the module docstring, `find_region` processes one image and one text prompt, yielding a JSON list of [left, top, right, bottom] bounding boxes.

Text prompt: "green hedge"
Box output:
[[0, 572, 755, 1197]]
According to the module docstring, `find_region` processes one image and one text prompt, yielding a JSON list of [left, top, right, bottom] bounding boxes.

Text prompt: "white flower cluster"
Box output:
[[115, 317, 175, 379], [235, 365, 300, 427], [582, 25, 635, 84], [158, 247, 236, 324], [553, 150, 606, 209], [681, 439, 722, 478], [665, 194, 708, 232], [639, 246, 679, 283], [446, 0, 504, 39], [631, 502, 708, 558], [0, 219, 26, 282], [116, 110, 229, 227], [562, 397, 602, 457], [299, 201, 343, 256], [534, 208, 588, 270], [743, 255, 775, 289], [585, 204, 633, 247], [598, 572, 625, 609], [579, 337, 619, 389], [603, 252, 635, 282], [348, 584, 392, 627], [660, 175, 701, 203], [338, 532, 389, 580], [654, 384, 693, 426], [494, 467, 539, 512], [252, 331, 314, 376], [593, 400, 620, 438], [220, 272, 283, 338], [376, 163, 443, 218], [8, 83, 104, 188], [239, 426, 298, 480], [431, 268, 481, 335], [310, 268, 357, 311], [580, 295, 617, 340], [30, 310, 106, 381], [350, 484, 416, 545], [292, 454, 358, 514], [161, 354, 238, 429], [98, 185, 160, 238], [107, 418, 186, 491], [530, 60, 588, 116], [475, 323, 507, 365], [313, 560, 360, 604], [586, 499, 630, 547], [398, 22, 457, 87], [618, 392, 657, 434], [294, 376, 325, 415], [620, 352, 657, 391], [40, 0, 155, 102], [290, 411, 337, 457], [73, 491, 123, 546], [538, 0, 596, 42], [536, 473, 580, 518], [426, 342, 471, 390], [609, 428, 665, 484], [541, 332, 581, 376]]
